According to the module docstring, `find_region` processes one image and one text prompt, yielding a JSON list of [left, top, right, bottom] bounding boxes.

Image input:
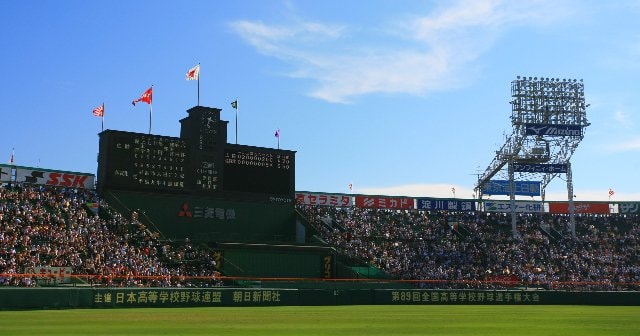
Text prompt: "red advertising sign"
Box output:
[[296, 193, 352, 207], [33, 266, 73, 285], [355, 196, 414, 209], [14, 167, 95, 189], [45, 172, 92, 188], [548, 202, 610, 214]]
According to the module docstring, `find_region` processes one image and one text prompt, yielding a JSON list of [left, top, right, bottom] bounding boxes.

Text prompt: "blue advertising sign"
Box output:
[[618, 202, 640, 214], [484, 201, 543, 213], [513, 163, 567, 173], [416, 198, 476, 211], [481, 180, 541, 196], [525, 124, 582, 137]]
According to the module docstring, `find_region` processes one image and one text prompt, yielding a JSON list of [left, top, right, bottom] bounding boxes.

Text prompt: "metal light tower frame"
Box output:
[[476, 76, 590, 239]]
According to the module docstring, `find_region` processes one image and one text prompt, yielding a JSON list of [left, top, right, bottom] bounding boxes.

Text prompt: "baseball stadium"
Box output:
[[1, 77, 639, 335]]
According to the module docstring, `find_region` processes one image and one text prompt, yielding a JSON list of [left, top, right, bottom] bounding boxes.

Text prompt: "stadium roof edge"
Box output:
[[0, 164, 94, 176]]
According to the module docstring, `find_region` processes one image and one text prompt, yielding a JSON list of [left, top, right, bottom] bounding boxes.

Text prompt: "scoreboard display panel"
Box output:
[[98, 106, 295, 201], [99, 132, 188, 192], [99, 133, 295, 199], [223, 148, 294, 196]]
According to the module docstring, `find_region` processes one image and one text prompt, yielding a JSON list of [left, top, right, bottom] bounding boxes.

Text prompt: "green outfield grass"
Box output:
[[1, 305, 639, 336]]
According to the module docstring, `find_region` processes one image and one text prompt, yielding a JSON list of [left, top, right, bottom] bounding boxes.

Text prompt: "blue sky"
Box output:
[[1, 0, 640, 201]]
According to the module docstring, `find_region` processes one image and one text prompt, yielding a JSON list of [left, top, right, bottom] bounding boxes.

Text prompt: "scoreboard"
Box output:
[[224, 147, 293, 196], [100, 132, 188, 192], [97, 106, 295, 201]]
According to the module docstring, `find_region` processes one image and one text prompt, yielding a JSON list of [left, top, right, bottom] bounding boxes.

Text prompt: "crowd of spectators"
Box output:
[[0, 184, 221, 287], [299, 205, 640, 291], [2, 182, 638, 291]]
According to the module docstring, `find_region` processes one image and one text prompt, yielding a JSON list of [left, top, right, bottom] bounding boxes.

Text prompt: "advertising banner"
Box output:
[[513, 163, 567, 174], [525, 123, 583, 137], [618, 202, 640, 214], [548, 202, 610, 214], [33, 266, 73, 285], [355, 196, 414, 209], [416, 198, 476, 211], [15, 167, 95, 189], [0, 164, 11, 182], [295, 192, 352, 207], [484, 201, 543, 213], [481, 180, 541, 196]]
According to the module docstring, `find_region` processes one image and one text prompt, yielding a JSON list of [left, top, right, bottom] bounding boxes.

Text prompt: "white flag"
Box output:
[[186, 64, 200, 80]]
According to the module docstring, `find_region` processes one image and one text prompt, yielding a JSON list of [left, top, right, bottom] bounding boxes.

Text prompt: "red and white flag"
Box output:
[[132, 87, 153, 106], [609, 188, 615, 198], [186, 64, 200, 81], [92, 103, 104, 117]]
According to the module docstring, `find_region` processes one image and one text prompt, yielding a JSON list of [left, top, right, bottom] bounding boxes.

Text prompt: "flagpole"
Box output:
[[197, 63, 200, 106], [149, 85, 154, 134], [235, 98, 238, 145], [101, 103, 104, 132]]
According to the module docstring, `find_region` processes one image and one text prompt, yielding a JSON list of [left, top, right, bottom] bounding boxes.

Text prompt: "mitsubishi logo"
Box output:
[[178, 203, 193, 217]]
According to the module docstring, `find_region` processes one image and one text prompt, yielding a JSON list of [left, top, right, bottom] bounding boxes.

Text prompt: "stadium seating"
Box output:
[[0, 184, 221, 287], [1, 183, 638, 290], [298, 205, 640, 291]]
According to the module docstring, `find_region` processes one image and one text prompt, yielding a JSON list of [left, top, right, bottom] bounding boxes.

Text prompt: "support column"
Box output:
[[566, 162, 576, 239], [508, 160, 519, 239]]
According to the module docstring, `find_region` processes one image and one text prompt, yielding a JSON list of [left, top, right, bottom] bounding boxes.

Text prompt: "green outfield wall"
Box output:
[[219, 249, 328, 278], [210, 243, 335, 278], [1, 288, 638, 310]]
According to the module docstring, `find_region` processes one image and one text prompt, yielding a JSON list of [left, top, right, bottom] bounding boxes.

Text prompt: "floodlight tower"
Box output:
[[476, 77, 589, 239]]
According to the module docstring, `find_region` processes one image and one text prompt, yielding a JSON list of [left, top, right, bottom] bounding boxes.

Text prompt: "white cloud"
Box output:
[[358, 183, 474, 199], [545, 190, 640, 202], [599, 28, 640, 71], [616, 138, 640, 151], [303, 50, 459, 103], [613, 110, 632, 128], [229, 20, 345, 59], [600, 137, 640, 152], [229, 0, 574, 103]]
